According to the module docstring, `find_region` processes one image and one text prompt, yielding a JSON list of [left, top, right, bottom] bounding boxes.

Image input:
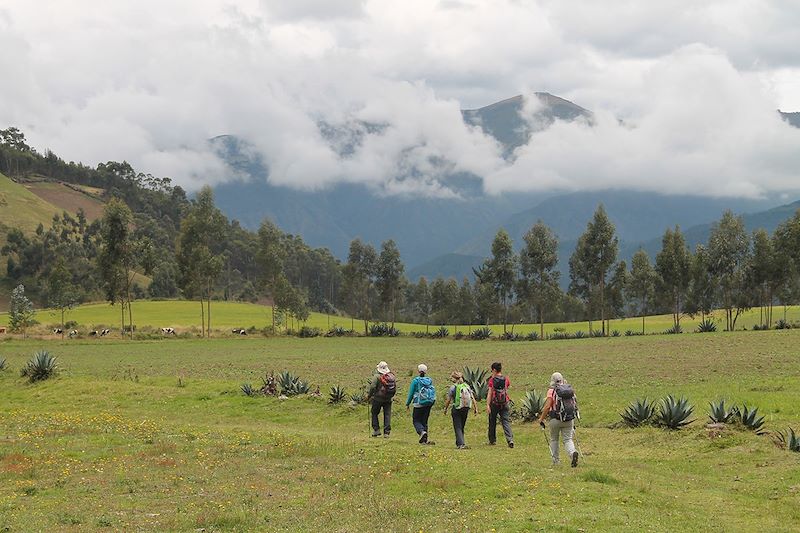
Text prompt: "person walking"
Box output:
[[406, 364, 436, 444], [487, 362, 514, 448], [367, 361, 396, 438], [538, 372, 579, 467], [442, 370, 478, 449]]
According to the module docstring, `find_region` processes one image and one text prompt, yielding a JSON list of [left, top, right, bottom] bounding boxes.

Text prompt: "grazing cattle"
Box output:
[[99, 328, 111, 337], [89, 330, 98, 336], [68, 329, 78, 338], [53, 328, 63, 335], [161, 327, 176, 335], [232, 328, 247, 336]]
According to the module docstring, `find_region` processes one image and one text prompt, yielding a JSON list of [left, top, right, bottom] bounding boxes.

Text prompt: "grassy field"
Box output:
[[3, 299, 800, 338], [1, 332, 799, 531]]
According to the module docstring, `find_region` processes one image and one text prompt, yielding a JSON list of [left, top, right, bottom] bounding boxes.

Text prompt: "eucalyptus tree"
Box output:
[[655, 226, 691, 329], [519, 221, 560, 339], [708, 211, 751, 331], [627, 249, 656, 334]]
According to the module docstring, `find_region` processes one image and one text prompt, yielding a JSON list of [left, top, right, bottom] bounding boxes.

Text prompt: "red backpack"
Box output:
[[376, 372, 396, 400], [490, 376, 508, 407]]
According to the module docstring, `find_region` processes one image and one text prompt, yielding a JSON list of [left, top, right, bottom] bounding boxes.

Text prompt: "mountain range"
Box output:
[[212, 93, 799, 284]]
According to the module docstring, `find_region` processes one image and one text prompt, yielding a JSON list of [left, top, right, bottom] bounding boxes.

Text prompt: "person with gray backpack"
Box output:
[[406, 364, 436, 444], [367, 361, 396, 438], [442, 370, 478, 449], [537, 372, 579, 467]]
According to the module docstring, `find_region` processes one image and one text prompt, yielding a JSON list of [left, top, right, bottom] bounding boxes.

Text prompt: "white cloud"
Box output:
[[0, 0, 799, 198]]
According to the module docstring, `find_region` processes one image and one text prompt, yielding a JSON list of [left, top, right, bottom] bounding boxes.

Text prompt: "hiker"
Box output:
[[538, 372, 579, 467], [367, 361, 396, 437], [406, 364, 436, 444], [487, 362, 514, 448], [442, 370, 478, 449]]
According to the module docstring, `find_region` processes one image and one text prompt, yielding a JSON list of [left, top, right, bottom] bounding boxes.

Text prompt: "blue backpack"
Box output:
[[416, 377, 436, 406]]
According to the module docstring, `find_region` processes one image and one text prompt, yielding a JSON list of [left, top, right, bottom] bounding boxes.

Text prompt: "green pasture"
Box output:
[[1, 332, 799, 531], [2, 299, 800, 339]]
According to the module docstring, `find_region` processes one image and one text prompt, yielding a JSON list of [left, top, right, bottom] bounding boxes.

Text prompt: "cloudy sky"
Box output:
[[2, 0, 800, 199]]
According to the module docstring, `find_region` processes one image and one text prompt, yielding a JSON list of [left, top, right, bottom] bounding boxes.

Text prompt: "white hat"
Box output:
[[376, 361, 390, 375], [418, 364, 428, 374], [550, 372, 564, 388]]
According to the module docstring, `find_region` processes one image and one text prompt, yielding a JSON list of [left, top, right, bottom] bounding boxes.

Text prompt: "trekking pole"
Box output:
[[572, 424, 586, 465]]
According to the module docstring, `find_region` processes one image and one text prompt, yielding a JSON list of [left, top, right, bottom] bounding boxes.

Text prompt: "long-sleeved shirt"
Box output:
[[405, 375, 434, 407]]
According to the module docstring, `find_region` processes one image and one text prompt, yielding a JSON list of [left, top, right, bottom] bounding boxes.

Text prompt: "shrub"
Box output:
[[431, 326, 449, 339], [500, 332, 521, 341], [590, 329, 604, 338], [64, 320, 78, 329], [325, 326, 350, 337], [241, 383, 256, 397], [462, 366, 489, 402], [775, 319, 792, 330], [297, 326, 321, 338], [350, 387, 368, 405], [0, 358, 6, 371], [277, 371, 310, 396], [469, 327, 492, 340], [453, 331, 465, 340], [20, 350, 58, 382], [369, 323, 400, 337], [664, 324, 683, 335], [696, 319, 717, 333], [620, 398, 656, 427], [778, 428, 800, 452], [708, 399, 735, 424], [736, 405, 766, 434], [655, 395, 694, 429], [550, 331, 572, 340], [521, 390, 545, 421], [525, 331, 540, 341], [573, 330, 587, 339], [611, 330, 621, 337], [751, 324, 770, 331], [329, 385, 347, 404]]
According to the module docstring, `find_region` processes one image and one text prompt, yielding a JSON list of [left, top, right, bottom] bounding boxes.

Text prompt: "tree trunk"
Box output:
[[207, 296, 211, 338], [539, 303, 544, 340], [121, 301, 125, 339], [127, 291, 134, 339], [642, 314, 645, 335], [200, 298, 205, 338], [600, 278, 606, 336], [61, 308, 65, 340]]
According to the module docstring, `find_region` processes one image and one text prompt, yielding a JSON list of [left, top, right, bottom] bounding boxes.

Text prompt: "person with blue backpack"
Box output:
[[537, 372, 579, 467], [406, 363, 436, 444], [442, 370, 478, 449]]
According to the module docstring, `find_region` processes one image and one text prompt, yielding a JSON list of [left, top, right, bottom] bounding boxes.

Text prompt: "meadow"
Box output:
[[1, 331, 800, 532]]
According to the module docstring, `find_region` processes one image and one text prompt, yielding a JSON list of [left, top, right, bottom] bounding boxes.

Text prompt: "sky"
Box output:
[[2, 0, 800, 199]]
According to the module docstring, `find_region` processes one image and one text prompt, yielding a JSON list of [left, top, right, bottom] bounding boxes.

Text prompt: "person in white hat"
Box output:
[[367, 361, 396, 437], [538, 372, 579, 467], [405, 363, 436, 444]]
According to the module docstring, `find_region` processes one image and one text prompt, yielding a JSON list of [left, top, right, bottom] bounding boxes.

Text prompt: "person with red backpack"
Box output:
[[537, 372, 579, 467], [367, 361, 396, 438], [486, 362, 514, 448]]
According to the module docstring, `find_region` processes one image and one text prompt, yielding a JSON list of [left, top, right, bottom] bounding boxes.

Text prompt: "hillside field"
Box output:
[[2, 299, 800, 338], [1, 332, 799, 531]]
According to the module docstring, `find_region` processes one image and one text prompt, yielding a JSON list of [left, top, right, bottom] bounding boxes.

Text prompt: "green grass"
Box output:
[[2, 298, 800, 337], [1, 332, 799, 531]]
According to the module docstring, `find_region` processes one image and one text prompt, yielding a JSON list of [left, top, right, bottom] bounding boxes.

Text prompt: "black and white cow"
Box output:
[[232, 328, 248, 336], [53, 328, 63, 335], [68, 329, 79, 338], [161, 327, 176, 335], [99, 328, 111, 336]]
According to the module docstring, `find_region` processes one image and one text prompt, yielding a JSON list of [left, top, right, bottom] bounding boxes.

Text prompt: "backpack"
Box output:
[[376, 372, 396, 400], [416, 377, 436, 406], [552, 384, 578, 421], [454, 383, 473, 409], [490, 376, 508, 408]]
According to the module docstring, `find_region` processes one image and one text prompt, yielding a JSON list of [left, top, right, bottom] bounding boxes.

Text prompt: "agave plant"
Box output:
[[521, 390, 545, 422], [277, 371, 310, 396], [696, 319, 717, 333], [573, 330, 587, 339], [20, 350, 58, 383], [525, 331, 539, 341], [664, 324, 683, 335], [432, 326, 449, 338], [778, 427, 800, 452], [611, 330, 621, 337], [775, 319, 792, 330], [350, 388, 368, 405], [329, 385, 347, 404], [461, 366, 489, 402], [736, 405, 766, 434], [241, 383, 256, 397], [656, 395, 695, 429], [0, 358, 7, 371], [550, 331, 572, 340], [469, 327, 492, 340], [620, 398, 656, 427], [708, 399, 735, 423]]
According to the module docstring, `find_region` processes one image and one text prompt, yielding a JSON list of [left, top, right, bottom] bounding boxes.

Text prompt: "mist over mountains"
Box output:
[[213, 92, 798, 283]]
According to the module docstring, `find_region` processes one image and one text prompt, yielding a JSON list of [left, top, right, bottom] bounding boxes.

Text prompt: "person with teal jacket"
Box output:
[[406, 363, 436, 444]]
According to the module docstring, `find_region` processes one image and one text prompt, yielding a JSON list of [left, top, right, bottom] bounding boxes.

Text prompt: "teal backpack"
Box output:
[[416, 377, 436, 406]]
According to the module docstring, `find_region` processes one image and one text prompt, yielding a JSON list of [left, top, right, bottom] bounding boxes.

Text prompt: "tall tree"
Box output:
[[519, 221, 560, 339], [655, 226, 691, 329], [477, 229, 516, 333], [177, 187, 225, 337], [413, 277, 432, 333], [457, 277, 476, 330], [750, 229, 777, 327], [47, 257, 78, 339], [376, 240, 404, 327], [708, 211, 751, 331], [345, 239, 377, 334], [627, 249, 656, 334], [684, 244, 716, 324], [569, 206, 618, 335], [9, 284, 36, 338], [256, 219, 287, 333]]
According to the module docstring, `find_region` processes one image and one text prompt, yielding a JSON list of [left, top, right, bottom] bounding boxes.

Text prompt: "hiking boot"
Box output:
[[383, 433, 390, 439], [457, 444, 469, 450], [371, 431, 381, 437], [488, 441, 496, 446], [419, 431, 428, 444], [425, 441, 436, 445], [508, 442, 514, 449], [571, 451, 579, 467]]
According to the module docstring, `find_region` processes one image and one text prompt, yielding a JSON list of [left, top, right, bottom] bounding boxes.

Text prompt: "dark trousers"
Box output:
[[488, 405, 513, 444], [371, 400, 392, 434], [451, 407, 470, 446], [412, 404, 433, 435]]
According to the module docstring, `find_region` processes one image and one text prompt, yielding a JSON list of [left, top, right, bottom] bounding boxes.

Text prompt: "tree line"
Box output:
[[3, 127, 800, 335]]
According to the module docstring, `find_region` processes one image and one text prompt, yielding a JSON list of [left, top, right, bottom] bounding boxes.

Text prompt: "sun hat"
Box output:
[[418, 363, 428, 374], [549, 372, 564, 388], [376, 361, 391, 375], [450, 371, 463, 382]]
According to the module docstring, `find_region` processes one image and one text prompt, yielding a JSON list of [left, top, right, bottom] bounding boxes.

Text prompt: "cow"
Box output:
[[53, 328, 63, 335], [99, 328, 111, 336], [68, 329, 79, 338], [89, 330, 98, 336], [161, 327, 176, 335], [232, 328, 248, 336]]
